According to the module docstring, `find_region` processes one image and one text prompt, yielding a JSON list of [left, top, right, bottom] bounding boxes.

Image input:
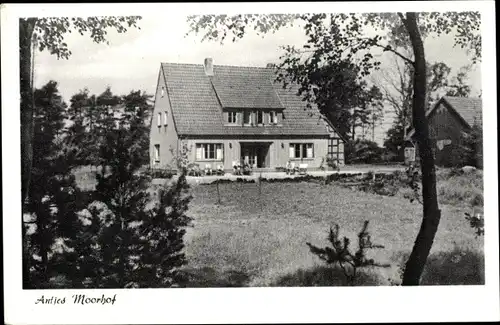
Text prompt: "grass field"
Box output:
[[73, 165, 484, 286], [181, 177, 484, 287]]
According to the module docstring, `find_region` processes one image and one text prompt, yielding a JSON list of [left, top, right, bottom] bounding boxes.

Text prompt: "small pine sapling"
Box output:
[[306, 220, 388, 283]]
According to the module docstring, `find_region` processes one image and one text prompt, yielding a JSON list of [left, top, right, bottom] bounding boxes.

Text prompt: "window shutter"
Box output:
[[216, 144, 223, 160], [306, 144, 313, 158], [196, 145, 202, 160], [289, 145, 295, 158]]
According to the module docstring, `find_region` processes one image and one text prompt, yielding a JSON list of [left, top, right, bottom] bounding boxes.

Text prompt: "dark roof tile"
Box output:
[[442, 96, 482, 127], [161, 62, 330, 136]]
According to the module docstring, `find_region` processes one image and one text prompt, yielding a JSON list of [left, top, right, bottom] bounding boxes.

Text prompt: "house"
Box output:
[[149, 58, 346, 172], [405, 96, 482, 167]]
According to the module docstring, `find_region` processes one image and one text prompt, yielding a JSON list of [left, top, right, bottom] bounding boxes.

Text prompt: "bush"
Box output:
[[422, 247, 485, 285], [147, 168, 175, 179], [391, 246, 484, 285], [345, 139, 384, 164], [274, 265, 382, 286], [436, 170, 483, 206], [326, 157, 339, 170]]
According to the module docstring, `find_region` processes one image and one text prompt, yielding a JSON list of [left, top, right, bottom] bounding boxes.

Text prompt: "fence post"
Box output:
[[216, 179, 221, 205]]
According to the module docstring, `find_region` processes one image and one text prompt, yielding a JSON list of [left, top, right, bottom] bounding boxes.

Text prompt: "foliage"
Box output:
[[26, 81, 191, 288], [345, 139, 384, 164], [326, 157, 339, 170], [445, 65, 472, 97], [384, 121, 407, 161], [148, 168, 175, 179], [275, 265, 382, 286], [170, 141, 193, 172], [465, 210, 484, 237], [457, 123, 483, 168], [21, 15, 143, 289], [392, 246, 484, 285], [74, 95, 191, 288], [306, 221, 388, 283], [403, 164, 422, 204], [30, 16, 142, 59], [24, 81, 87, 288], [65, 88, 153, 169]]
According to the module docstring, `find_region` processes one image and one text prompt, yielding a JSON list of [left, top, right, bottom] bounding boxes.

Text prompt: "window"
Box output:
[[154, 144, 160, 162], [270, 111, 278, 124], [228, 111, 237, 124], [196, 143, 224, 160], [161, 86, 165, 98], [257, 110, 263, 124], [163, 111, 168, 126], [289, 143, 314, 159], [157, 113, 161, 127], [328, 139, 338, 159], [243, 111, 251, 125]]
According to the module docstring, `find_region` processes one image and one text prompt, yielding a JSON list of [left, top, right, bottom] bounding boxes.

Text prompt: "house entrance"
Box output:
[[240, 143, 270, 168]]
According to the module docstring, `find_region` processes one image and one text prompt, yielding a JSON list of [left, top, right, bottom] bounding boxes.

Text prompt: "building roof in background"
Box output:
[[160, 62, 332, 137], [406, 96, 482, 139], [441, 96, 482, 128]]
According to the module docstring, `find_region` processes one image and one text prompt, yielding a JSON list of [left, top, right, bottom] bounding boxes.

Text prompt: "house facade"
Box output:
[[150, 59, 345, 172], [406, 96, 482, 167]]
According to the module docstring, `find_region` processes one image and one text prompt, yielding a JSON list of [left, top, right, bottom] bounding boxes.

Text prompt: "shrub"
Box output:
[[465, 210, 484, 237], [147, 168, 175, 179], [422, 247, 485, 285], [391, 246, 485, 285], [458, 123, 483, 169], [436, 170, 483, 206], [306, 221, 389, 284], [326, 157, 339, 170], [64, 127, 193, 288], [345, 139, 384, 164], [274, 265, 382, 286]]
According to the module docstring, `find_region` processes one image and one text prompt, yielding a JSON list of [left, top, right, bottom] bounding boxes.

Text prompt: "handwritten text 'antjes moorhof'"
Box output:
[[35, 294, 117, 305]]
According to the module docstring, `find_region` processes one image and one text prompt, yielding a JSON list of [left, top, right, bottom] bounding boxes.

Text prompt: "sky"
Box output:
[[33, 13, 482, 145]]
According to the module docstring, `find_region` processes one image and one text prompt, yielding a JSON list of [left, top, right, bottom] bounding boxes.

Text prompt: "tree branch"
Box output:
[[372, 42, 415, 66]]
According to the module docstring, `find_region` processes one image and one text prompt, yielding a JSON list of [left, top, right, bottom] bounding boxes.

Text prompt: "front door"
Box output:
[[242, 146, 257, 168], [241, 144, 269, 168]]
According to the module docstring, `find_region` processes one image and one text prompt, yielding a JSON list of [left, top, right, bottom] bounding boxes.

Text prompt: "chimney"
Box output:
[[204, 58, 214, 76], [266, 63, 275, 69]]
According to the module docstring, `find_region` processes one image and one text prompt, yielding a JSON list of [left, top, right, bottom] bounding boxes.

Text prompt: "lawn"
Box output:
[[72, 165, 484, 286], [181, 177, 484, 287]]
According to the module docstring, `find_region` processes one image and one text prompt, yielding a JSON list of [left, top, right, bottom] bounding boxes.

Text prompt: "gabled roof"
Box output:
[[160, 62, 331, 137], [442, 96, 482, 127], [210, 67, 284, 109], [406, 96, 482, 139]]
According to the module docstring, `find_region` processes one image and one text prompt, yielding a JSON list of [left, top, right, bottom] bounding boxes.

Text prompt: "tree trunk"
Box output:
[[20, 18, 37, 289], [401, 12, 441, 285]]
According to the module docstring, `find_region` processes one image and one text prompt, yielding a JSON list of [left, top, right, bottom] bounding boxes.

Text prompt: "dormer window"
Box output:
[[243, 111, 251, 125], [270, 111, 278, 124], [228, 111, 237, 124], [257, 110, 263, 125]]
